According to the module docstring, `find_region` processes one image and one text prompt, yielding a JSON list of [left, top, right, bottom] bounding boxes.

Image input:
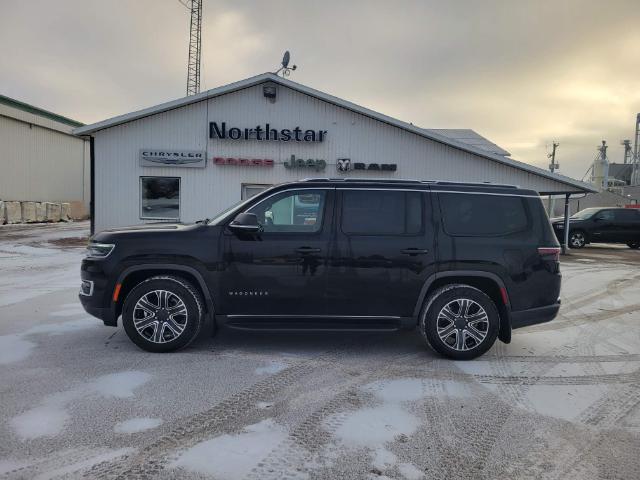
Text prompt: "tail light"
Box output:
[[538, 247, 561, 261]]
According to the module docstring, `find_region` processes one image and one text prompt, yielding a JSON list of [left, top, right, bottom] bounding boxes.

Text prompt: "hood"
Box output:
[[91, 222, 205, 243]]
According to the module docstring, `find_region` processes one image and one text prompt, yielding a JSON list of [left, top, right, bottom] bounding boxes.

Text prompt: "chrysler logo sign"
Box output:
[[140, 149, 206, 168], [336, 158, 397, 172]]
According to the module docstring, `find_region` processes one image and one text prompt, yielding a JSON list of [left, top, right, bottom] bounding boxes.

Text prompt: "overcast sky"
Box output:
[[2, 0, 640, 179]]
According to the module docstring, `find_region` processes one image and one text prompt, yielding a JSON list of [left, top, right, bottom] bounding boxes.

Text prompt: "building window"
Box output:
[[242, 183, 272, 200], [140, 177, 180, 220]]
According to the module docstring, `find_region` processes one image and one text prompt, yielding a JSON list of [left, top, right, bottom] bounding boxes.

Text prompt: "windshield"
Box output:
[[570, 208, 600, 220]]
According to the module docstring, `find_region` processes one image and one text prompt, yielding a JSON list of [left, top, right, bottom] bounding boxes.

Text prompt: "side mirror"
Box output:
[[229, 213, 262, 233]]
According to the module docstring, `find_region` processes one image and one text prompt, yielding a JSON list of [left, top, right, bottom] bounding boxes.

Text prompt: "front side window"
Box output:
[[439, 192, 529, 236], [594, 210, 614, 221], [341, 190, 423, 235], [246, 189, 326, 233], [140, 177, 180, 220]]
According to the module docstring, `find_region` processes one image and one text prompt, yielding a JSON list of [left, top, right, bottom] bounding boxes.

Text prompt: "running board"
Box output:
[[217, 315, 415, 332]]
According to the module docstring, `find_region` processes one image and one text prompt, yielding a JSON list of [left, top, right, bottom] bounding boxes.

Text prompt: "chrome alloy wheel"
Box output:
[[133, 290, 188, 344], [437, 298, 489, 351]]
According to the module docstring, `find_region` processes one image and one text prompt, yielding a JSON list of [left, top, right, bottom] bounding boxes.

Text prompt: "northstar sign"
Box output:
[[210, 122, 327, 142]]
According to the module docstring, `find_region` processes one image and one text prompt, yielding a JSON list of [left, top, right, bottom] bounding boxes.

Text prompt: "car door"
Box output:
[[613, 209, 640, 243], [326, 187, 436, 318], [221, 188, 334, 317], [589, 209, 616, 242]]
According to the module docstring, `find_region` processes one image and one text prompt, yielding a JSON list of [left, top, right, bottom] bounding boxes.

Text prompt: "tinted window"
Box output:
[[614, 209, 639, 221], [439, 192, 529, 236], [247, 189, 326, 233], [594, 210, 614, 221], [140, 177, 180, 220], [341, 190, 423, 235]]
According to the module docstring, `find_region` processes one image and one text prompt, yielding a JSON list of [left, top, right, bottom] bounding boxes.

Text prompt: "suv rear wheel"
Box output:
[[421, 285, 499, 360], [628, 242, 640, 249], [569, 230, 586, 249], [122, 275, 203, 353]]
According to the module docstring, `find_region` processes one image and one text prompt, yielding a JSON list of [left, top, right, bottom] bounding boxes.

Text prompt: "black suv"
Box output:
[[551, 207, 640, 249], [79, 179, 562, 360]]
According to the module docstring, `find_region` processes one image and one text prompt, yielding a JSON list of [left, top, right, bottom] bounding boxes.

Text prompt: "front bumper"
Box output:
[[79, 293, 118, 326], [511, 301, 561, 329]]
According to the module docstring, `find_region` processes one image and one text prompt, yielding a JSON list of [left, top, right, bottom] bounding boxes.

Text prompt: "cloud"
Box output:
[[1, 0, 639, 178]]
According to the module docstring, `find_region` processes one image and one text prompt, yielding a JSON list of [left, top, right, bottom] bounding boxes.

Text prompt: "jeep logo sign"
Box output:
[[283, 155, 326, 171]]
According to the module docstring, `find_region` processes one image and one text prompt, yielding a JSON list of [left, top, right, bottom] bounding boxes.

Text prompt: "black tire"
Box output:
[[420, 285, 499, 360], [627, 242, 640, 250], [122, 275, 203, 353], [569, 230, 587, 249]]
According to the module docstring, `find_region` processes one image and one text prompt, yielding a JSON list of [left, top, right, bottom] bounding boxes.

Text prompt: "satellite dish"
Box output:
[[276, 50, 297, 76]]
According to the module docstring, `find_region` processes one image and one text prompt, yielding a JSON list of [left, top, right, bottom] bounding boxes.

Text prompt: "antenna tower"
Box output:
[[181, 0, 203, 96]]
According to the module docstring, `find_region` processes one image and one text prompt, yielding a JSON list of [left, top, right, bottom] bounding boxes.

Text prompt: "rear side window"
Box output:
[[439, 192, 529, 236], [614, 209, 639, 221], [341, 190, 423, 235]]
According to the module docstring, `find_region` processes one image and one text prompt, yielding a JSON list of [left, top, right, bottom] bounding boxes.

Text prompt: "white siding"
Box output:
[[94, 83, 574, 232], [0, 113, 89, 206]]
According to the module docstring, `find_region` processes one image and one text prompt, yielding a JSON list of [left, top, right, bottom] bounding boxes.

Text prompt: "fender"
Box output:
[[412, 270, 512, 343], [114, 263, 216, 321]]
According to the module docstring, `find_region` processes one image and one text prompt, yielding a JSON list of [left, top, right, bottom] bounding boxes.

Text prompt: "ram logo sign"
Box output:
[[336, 158, 397, 173]]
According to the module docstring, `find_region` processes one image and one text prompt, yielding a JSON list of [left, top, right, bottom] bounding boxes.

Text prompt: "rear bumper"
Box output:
[[511, 301, 561, 329]]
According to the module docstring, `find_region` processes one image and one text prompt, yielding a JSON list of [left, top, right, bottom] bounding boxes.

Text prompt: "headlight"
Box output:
[[86, 243, 115, 258]]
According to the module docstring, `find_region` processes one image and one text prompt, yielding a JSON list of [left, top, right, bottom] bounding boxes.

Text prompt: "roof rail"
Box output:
[[300, 178, 519, 188], [301, 178, 426, 184], [431, 180, 519, 189]]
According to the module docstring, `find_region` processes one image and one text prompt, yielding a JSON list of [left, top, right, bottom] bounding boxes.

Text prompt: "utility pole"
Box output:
[[183, 0, 202, 96], [547, 142, 559, 215], [632, 114, 640, 185]]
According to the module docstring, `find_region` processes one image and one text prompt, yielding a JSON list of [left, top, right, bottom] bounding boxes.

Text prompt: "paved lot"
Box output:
[[1, 222, 639, 480]]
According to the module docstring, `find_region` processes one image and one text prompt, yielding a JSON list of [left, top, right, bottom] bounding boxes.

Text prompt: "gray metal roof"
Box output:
[[74, 72, 596, 194], [423, 129, 511, 156]]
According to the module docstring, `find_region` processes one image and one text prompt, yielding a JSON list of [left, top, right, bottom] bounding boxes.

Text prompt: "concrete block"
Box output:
[[45, 202, 61, 222], [0, 201, 5, 224], [61, 203, 71, 222], [5, 201, 22, 224], [35, 203, 46, 222], [69, 201, 88, 220], [21, 202, 37, 223]]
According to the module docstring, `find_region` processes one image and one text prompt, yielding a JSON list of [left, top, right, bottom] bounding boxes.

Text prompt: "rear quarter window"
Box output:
[[438, 192, 530, 236]]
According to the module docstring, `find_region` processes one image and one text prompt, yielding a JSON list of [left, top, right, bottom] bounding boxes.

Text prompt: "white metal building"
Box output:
[[74, 73, 595, 234], [0, 95, 90, 217]]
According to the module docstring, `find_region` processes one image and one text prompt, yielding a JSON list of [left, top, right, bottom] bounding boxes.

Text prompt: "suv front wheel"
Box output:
[[122, 275, 204, 353], [421, 285, 499, 360]]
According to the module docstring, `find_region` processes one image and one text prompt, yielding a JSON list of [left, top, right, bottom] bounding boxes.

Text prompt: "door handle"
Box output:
[[401, 248, 429, 256], [295, 247, 321, 254]]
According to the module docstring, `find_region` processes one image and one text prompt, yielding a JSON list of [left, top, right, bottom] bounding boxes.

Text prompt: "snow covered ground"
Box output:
[[0, 223, 639, 479]]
